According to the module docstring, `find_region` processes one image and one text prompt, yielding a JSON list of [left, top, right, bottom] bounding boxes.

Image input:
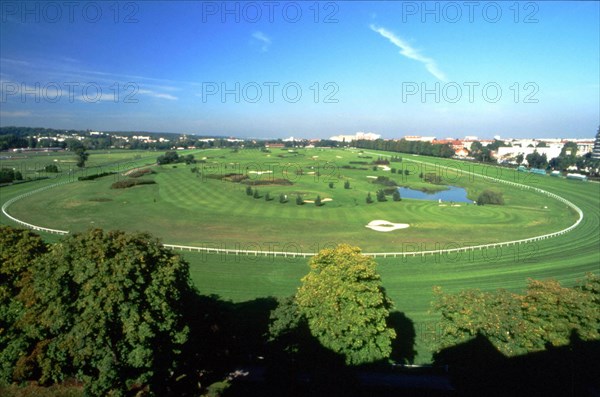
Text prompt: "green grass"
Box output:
[[1, 148, 598, 363], [3, 148, 577, 251]]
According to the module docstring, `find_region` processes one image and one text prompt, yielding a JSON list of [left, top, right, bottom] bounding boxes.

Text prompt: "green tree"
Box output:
[[344, 180, 350, 189], [246, 186, 253, 196], [295, 245, 396, 365], [0, 227, 48, 384], [18, 229, 192, 396], [265, 192, 272, 201], [376, 189, 387, 202], [515, 153, 524, 165], [476, 189, 504, 205], [74, 148, 89, 168], [525, 151, 548, 169], [366, 192, 373, 204], [279, 193, 288, 203], [253, 189, 260, 199], [432, 275, 600, 357], [393, 190, 401, 201], [328, 182, 334, 188], [296, 195, 304, 205], [44, 164, 59, 173], [315, 195, 322, 206]]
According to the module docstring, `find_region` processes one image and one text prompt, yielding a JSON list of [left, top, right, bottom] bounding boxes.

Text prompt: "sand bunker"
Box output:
[[367, 176, 378, 179], [377, 165, 391, 171], [303, 198, 333, 203], [365, 220, 410, 232], [336, 156, 342, 159], [248, 170, 273, 175]]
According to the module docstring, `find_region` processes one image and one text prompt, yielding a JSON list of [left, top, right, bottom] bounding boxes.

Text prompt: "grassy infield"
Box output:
[[1, 148, 598, 363]]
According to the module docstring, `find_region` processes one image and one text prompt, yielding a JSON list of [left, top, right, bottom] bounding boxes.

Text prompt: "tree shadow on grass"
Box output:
[[433, 330, 600, 397], [388, 311, 417, 364]]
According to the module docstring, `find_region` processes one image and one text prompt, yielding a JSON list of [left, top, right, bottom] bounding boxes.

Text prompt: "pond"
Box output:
[[398, 186, 473, 203]]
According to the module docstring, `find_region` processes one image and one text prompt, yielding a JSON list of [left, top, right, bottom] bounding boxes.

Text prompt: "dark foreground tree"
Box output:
[[16, 229, 192, 396], [432, 275, 600, 357], [295, 244, 396, 365], [0, 227, 48, 384]]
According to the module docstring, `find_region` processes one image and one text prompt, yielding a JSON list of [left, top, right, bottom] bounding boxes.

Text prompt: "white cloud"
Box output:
[[137, 89, 178, 100], [370, 24, 447, 81], [252, 31, 272, 52], [0, 110, 31, 117]]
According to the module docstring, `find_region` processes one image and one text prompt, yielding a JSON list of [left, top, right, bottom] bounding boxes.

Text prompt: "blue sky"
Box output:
[[1, 1, 598, 139]]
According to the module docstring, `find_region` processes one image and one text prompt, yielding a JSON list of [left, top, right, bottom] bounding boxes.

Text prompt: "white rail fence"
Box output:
[[1, 158, 584, 259]]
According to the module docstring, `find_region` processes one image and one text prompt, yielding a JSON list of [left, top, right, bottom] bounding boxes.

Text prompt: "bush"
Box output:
[[366, 192, 373, 204], [246, 186, 253, 196], [44, 164, 59, 173], [296, 195, 304, 205], [110, 179, 156, 189], [279, 193, 288, 203], [424, 173, 442, 184], [328, 182, 334, 188], [344, 180, 351, 189], [376, 189, 387, 202], [373, 176, 398, 187], [78, 172, 116, 181], [315, 195, 322, 206], [477, 189, 504, 205], [253, 189, 261, 199], [393, 190, 402, 201]]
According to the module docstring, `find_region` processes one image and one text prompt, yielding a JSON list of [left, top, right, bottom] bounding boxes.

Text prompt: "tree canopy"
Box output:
[[1, 228, 193, 396], [432, 275, 600, 357], [295, 244, 396, 365]]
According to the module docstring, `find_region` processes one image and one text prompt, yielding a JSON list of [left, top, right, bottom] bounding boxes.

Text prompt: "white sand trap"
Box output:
[[307, 171, 316, 175], [439, 204, 448, 207], [248, 170, 273, 175], [365, 220, 410, 232], [378, 165, 391, 171], [367, 176, 378, 179], [451, 204, 461, 207], [304, 198, 333, 203], [336, 156, 342, 158]]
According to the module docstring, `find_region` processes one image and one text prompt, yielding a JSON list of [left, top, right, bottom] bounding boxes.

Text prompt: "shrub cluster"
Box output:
[[78, 171, 116, 181], [110, 179, 156, 189], [477, 189, 504, 205], [372, 176, 398, 186]]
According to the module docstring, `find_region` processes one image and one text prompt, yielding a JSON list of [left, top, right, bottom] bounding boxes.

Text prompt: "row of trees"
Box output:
[[355, 139, 455, 158]]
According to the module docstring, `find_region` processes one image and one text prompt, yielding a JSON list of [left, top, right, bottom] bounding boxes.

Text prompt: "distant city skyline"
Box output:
[[1, 1, 598, 139]]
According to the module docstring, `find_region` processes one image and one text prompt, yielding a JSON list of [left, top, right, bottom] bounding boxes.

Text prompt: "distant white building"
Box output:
[[330, 132, 381, 142], [496, 145, 562, 163]]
